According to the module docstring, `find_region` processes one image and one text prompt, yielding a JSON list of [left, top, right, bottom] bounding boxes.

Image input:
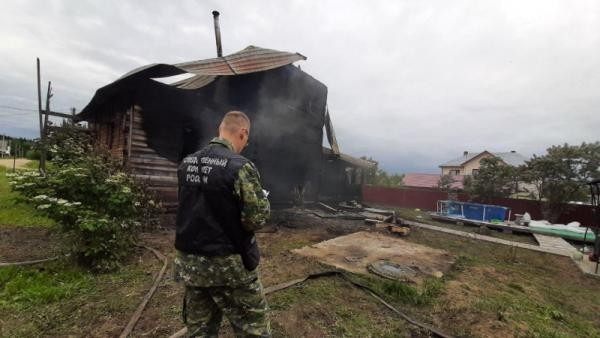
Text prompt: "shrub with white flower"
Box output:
[[9, 124, 161, 271]]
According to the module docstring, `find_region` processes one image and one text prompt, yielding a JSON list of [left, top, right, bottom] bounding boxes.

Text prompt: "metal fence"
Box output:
[[362, 185, 594, 225]]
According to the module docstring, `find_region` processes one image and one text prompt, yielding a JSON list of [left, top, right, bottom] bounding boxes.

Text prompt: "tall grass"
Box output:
[[0, 165, 55, 227]]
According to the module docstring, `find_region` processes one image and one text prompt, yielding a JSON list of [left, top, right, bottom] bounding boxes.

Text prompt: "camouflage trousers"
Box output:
[[183, 278, 271, 338]]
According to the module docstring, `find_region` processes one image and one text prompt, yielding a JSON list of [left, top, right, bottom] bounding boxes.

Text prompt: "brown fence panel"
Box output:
[[362, 185, 595, 225], [362, 185, 467, 211]]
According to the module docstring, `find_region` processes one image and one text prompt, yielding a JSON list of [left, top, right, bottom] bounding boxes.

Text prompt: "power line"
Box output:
[[0, 104, 38, 112], [0, 111, 35, 116], [0, 104, 77, 112]]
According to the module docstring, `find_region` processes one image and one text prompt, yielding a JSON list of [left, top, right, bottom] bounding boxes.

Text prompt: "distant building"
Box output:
[[439, 150, 528, 176], [0, 138, 10, 158]]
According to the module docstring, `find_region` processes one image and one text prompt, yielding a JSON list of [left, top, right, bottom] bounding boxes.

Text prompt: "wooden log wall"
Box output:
[[127, 106, 179, 210], [94, 115, 125, 161], [89, 107, 179, 211]]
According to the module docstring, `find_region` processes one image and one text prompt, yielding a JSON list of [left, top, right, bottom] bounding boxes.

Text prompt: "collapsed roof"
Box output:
[[77, 45, 364, 203], [78, 46, 307, 119]]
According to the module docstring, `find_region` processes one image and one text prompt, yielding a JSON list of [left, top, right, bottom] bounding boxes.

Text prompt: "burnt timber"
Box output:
[[78, 46, 374, 209]]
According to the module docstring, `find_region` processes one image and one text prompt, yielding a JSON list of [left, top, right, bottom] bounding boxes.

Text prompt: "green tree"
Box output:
[[373, 169, 404, 187], [360, 156, 378, 184], [437, 174, 457, 192], [360, 157, 404, 187], [0, 135, 35, 158], [522, 142, 600, 221], [463, 157, 517, 199]]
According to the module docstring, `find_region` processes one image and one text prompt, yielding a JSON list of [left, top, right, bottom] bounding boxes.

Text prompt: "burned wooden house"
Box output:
[[77, 16, 373, 208]]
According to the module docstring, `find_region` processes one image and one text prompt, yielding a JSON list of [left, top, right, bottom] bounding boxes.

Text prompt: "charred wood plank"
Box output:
[[318, 202, 338, 213], [130, 146, 158, 154], [131, 140, 149, 148], [131, 129, 147, 137], [44, 110, 75, 119], [133, 174, 177, 184], [132, 134, 148, 142], [129, 157, 177, 166], [131, 165, 178, 175]]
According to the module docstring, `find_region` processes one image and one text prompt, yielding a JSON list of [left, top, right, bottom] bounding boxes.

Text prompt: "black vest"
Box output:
[[175, 142, 260, 271]]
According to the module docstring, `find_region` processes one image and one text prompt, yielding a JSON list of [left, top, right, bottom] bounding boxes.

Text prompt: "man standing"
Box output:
[[174, 111, 271, 337]]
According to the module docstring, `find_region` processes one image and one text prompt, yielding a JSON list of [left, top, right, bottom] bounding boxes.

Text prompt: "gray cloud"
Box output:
[[1, 0, 599, 173]]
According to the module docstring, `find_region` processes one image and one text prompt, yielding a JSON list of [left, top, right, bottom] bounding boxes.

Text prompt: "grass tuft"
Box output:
[[0, 262, 92, 310], [349, 272, 445, 307]]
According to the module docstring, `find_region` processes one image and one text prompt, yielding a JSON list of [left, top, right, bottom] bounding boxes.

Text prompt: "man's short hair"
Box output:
[[219, 111, 251, 133]]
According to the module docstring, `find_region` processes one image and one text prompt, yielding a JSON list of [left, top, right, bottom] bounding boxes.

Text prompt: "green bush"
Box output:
[[24, 150, 40, 160], [8, 125, 160, 271]]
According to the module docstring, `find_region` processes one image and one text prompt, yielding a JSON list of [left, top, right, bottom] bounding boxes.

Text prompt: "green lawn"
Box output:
[[0, 164, 55, 227], [0, 160, 163, 337], [0, 253, 158, 337], [402, 226, 600, 337], [0, 262, 93, 310]]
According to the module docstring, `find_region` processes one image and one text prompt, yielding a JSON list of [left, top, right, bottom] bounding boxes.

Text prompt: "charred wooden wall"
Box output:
[[83, 65, 358, 209], [128, 106, 178, 209], [91, 106, 178, 209], [92, 112, 126, 160], [319, 155, 364, 202]]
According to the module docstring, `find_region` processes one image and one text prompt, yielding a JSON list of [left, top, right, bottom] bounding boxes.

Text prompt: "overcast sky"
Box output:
[[1, 0, 599, 173]]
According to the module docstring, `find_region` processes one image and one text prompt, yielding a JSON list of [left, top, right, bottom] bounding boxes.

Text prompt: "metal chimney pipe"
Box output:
[[212, 10, 223, 57]]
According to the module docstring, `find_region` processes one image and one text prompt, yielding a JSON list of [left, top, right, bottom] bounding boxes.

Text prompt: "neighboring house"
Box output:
[[439, 150, 528, 176], [403, 173, 465, 190], [0, 139, 9, 158]]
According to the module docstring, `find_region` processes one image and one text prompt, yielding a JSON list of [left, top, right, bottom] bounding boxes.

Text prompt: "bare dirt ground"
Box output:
[[0, 158, 30, 169], [131, 214, 397, 337], [2, 210, 600, 337], [0, 227, 60, 261]]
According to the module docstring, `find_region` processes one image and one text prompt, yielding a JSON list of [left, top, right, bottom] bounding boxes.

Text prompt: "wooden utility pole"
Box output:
[[39, 81, 52, 172], [12, 139, 17, 172], [35, 58, 79, 173], [36, 58, 45, 174]]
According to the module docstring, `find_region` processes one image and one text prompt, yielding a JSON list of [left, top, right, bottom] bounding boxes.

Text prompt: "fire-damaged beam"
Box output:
[[44, 110, 75, 119], [324, 107, 340, 155]]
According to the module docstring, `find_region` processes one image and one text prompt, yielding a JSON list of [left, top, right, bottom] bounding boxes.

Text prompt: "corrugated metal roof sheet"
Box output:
[[78, 46, 307, 119], [176, 46, 306, 75], [171, 75, 216, 90], [172, 46, 306, 89]]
